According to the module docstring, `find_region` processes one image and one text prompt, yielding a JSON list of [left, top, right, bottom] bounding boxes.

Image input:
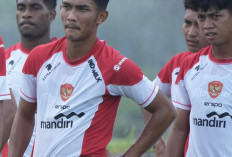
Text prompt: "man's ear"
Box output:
[[49, 9, 56, 23], [96, 10, 109, 25]]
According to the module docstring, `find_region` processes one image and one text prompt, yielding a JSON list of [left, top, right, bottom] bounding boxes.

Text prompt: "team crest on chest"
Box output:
[[208, 81, 223, 99], [60, 83, 74, 101]]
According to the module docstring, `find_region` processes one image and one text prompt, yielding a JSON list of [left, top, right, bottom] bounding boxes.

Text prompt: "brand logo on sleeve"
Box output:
[[60, 83, 74, 101], [208, 81, 223, 98], [114, 57, 127, 72]]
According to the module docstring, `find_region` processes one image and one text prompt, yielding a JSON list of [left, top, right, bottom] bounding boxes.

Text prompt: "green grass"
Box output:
[[107, 127, 135, 153], [107, 127, 155, 154]]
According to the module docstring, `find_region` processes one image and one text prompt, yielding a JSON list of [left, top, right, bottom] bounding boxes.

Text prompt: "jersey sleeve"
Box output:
[[153, 72, 171, 98], [153, 58, 174, 98], [154, 51, 193, 99], [0, 35, 11, 100], [172, 58, 191, 110], [19, 49, 38, 103], [106, 58, 159, 108]]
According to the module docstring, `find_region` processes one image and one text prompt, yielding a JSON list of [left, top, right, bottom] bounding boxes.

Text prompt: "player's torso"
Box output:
[[185, 55, 232, 156], [34, 52, 114, 156]]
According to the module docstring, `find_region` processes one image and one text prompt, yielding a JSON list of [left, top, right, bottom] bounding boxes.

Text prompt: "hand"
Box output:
[[153, 137, 166, 157]]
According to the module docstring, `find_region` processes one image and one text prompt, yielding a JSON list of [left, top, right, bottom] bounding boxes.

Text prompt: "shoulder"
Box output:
[[157, 51, 192, 79], [176, 46, 211, 82], [94, 40, 143, 85], [28, 37, 65, 60], [182, 46, 211, 69], [24, 37, 66, 76], [5, 43, 21, 60], [165, 51, 193, 69]]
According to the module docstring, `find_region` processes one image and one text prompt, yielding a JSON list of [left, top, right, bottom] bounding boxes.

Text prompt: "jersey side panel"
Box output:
[[0, 35, 10, 100]]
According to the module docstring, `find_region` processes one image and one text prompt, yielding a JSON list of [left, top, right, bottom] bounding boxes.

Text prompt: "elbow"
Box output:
[[166, 104, 177, 125], [170, 108, 177, 122]]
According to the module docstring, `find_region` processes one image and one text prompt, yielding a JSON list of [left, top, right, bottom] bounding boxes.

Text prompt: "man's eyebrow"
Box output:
[[76, 4, 91, 9], [184, 18, 191, 23], [62, 1, 71, 6], [17, 2, 42, 7]]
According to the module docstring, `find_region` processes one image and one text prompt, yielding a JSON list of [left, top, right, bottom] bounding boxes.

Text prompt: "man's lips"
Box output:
[[65, 25, 80, 30], [205, 32, 216, 40], [187, 39, 198, 46], [20, 21, 35, 26]]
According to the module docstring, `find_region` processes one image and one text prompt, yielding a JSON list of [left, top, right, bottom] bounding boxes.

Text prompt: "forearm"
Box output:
[[166, 125, 188, 157], [8, 108, 34, 157], [123, 105, 176, 156], [166, 109, 190, 157], [141, 108, 167, 157], [0, 98, 17, 151], [141, 108, 150, 123]]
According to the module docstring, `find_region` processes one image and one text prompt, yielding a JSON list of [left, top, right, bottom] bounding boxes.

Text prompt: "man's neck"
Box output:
[[66, 36, 97, 61], [21, 35, 52, 50], [212, 42, 232, 59]]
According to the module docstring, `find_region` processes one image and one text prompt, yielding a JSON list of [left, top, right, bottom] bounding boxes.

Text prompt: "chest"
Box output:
[[6, 51, 28, 76], [36, 55, 106, 105], [185, 61, 232, 118]]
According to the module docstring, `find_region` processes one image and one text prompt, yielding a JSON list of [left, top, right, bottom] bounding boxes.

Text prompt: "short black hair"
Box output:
[[184, 0, 232, 12], [16, 0, 57, 10], [93, 0, 109, 11], [43, 0, 57, 10]]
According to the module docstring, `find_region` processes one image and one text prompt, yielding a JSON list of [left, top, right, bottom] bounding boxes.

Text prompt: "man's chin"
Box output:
[[66, 35, 81, 42], [22, 33, 34, 39]]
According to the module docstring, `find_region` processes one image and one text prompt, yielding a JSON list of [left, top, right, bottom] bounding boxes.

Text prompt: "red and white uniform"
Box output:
[[4, 38, 57, 157], [4, 43, 35, 157], [20, 37, 158, 157], [154, 51, 192, 99], [6, 37, 57, 105], [6, 43, 31, 105], [0, 35, 10, 100], [154, 51, 192, 155], [173, 46, 232, 157]]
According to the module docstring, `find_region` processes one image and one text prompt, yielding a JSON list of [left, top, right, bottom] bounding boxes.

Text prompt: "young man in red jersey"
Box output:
[[1, 0, 57, 156], [167, 0, 232, 156], [8, 0, 176, 156], [142, 2, 209, 157]]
